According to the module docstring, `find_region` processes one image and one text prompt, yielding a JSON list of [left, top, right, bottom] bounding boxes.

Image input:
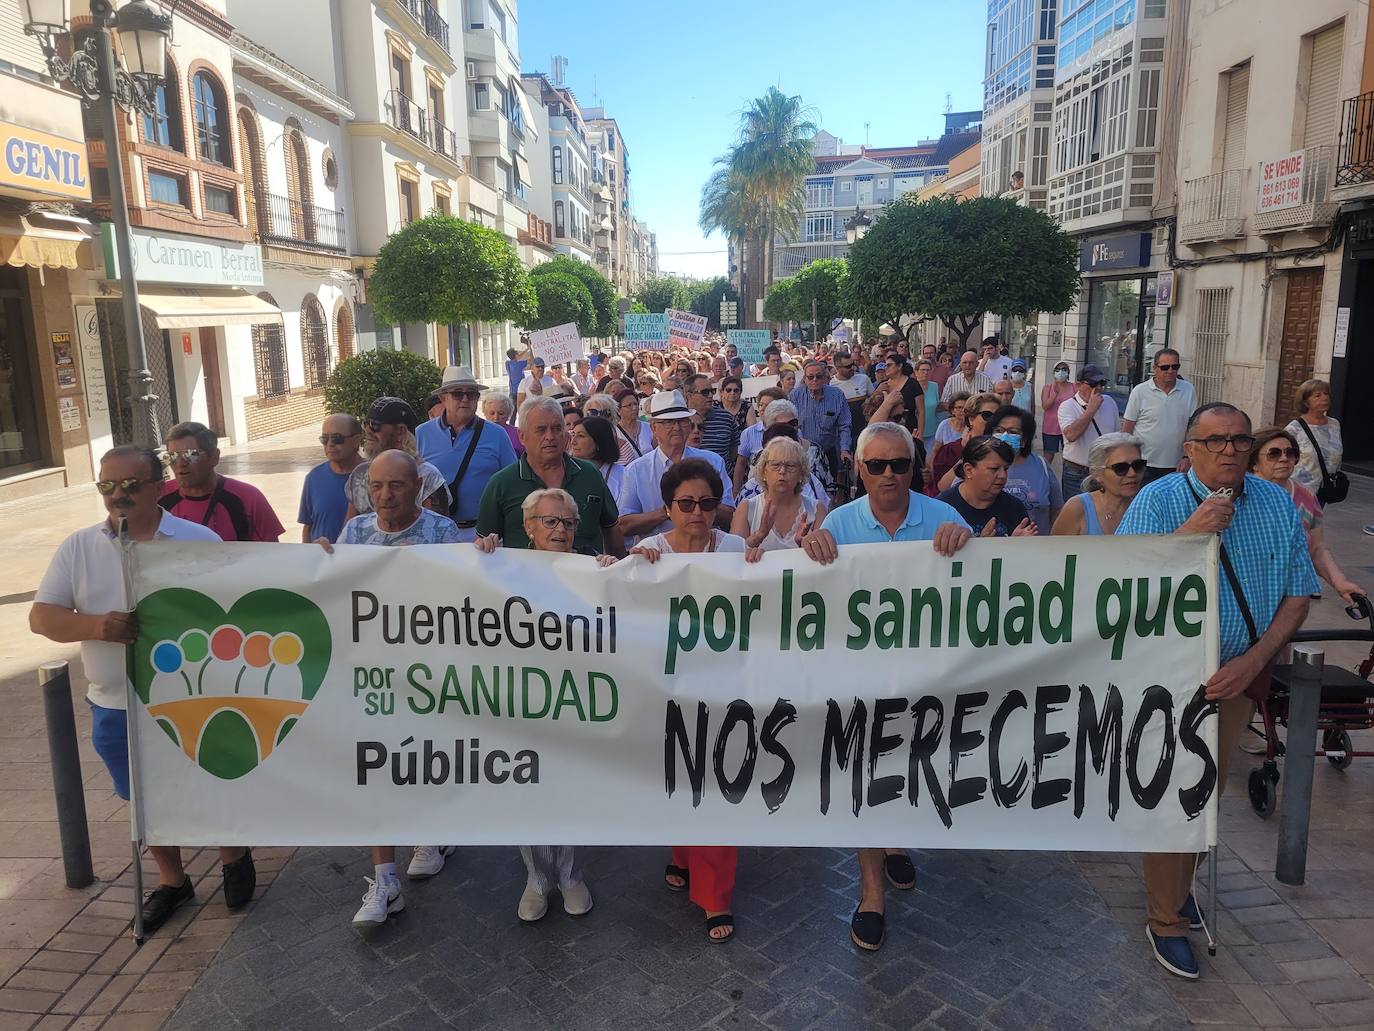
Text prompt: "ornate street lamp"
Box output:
[[25, 0, 176, 449], [844, 208, 872, 246]]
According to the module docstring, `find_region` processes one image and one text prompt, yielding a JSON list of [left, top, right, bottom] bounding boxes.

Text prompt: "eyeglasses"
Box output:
[[1187, 434, 1256, 454], [165, 448, 208, 464], [862, 457, 913, 475], [96, 477, 154, 495], [1106, 459, 1149, 477], [1263, 446, 1300, 461], [1155, 363, 1180, 372], [532, 515, 578, 531], [671, 496, 721, 513], [765, 461, 802, 472], [722, 386, 742, 394], [972, 410, 997, 422], [691, 387, 716, 397], [319, 433, 358, 446], [804, 373, 827, 382], [444, 389, 482, 401]]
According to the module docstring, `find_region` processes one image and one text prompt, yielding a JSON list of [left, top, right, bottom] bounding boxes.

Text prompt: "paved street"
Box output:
[[0, 425, 1372, 1029]]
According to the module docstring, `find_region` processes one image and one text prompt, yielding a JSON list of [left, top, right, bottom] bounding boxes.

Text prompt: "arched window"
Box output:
[[192, 71, 231, 165], [334, 300, 355, 364], [142, 60, 183, 150], [301, 294, 330, 389], [236, 107, 267, 235], [283, 129, 316, 240], [252, 292, 288, 400]]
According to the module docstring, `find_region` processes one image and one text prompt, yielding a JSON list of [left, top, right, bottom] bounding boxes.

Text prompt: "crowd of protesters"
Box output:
[[30, 325, 1363, 979]]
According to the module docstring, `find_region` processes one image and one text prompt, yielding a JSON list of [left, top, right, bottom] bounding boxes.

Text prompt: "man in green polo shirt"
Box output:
[[477, 396, 624, 556]]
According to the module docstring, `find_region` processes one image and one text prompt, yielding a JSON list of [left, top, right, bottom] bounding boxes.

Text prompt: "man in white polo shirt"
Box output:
[[31, 445, 257, 935], [1122, 348, 1195, 484], [1057, 363, 1121, 498]]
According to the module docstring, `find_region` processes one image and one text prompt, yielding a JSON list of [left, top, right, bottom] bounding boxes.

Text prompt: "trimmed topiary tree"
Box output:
[[324, 347, 443, 420]]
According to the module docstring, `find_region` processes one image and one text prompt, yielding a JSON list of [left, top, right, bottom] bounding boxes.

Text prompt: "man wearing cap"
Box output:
[[347, 397, 451, 520], [1058, 363, 1121, 497], [618, 391, 735, 539], [417, 367, 517, 541], [1122, 348, 1195, 484], [516, 357, 554, 408], [477, 397, 623, 556]]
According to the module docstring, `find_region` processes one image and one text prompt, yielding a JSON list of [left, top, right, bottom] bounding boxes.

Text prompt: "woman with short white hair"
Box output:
[[482, 391, 524, 457], [729, 435, 825, 550]]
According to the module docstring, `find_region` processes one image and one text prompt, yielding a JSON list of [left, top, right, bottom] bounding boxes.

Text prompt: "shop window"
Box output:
[[148, 170, 188, 206], [301, 295, 330, 389], [0, 283, 43, 471], [204, 184, 236, 216], [192, 71, 231, 166], [252, 292, 288, 400], [142, 63, 183, 150]]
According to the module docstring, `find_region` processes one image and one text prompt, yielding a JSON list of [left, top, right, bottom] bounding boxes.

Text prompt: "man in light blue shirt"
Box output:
[[789, 359, 852, 474], [800, 422, 973, 954], [619, 390, 734, 540], [416, 366, 516, 540]]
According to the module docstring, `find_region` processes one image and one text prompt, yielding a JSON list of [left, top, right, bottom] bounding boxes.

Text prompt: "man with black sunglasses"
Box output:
[[799, 422, 973, 953], [31, 446, 257, 935], [1123, 348, 1195, 484], [298, 413, 362, 543], [1119, 402, 1317, 981]]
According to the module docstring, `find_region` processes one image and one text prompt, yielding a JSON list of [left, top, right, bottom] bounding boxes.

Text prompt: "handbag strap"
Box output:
[[446, 417, 486, 516], [1186, 478, 1260, 647], [1294, 418, 1332, 483]]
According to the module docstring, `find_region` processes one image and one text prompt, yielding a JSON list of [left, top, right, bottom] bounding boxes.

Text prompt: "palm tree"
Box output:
[[699, 158, 763, 327]]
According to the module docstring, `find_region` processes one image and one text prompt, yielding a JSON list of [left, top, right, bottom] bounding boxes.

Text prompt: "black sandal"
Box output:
[[706, 913, 735, 943], [850, 909, 885, 951], [884, 852, 916, 890], [664, 864, 689, 892]]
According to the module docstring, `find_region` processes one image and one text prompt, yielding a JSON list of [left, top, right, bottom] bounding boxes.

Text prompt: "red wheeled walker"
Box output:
[[1247, 595, 1374, 817]]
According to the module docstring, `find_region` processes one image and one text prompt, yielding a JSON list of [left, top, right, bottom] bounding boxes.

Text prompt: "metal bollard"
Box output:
[[39, 662, 94, 889], [1276, 645, 1323, 885]]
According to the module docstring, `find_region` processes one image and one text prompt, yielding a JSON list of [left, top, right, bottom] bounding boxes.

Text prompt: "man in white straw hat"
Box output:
[[416, 366, 516, 541], [617, 390, 735, 540]]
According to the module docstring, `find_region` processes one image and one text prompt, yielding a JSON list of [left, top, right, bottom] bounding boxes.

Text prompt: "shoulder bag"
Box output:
[[1294, 418, 1348, 505]]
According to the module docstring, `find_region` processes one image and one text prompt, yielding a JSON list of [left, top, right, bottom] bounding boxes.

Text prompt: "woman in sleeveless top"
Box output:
[[1051, 432, 1144, 537], [730, 436, 826, 551]]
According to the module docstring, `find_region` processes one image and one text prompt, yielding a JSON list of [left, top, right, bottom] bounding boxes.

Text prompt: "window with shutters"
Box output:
[[1192, 288, 1231, 405], [1302, 23, 1344, 152], [1220, 63, 1250, 172], [252, 293, 288, 401], [301, 295, 330, 390], [553, 146, 563, 184]]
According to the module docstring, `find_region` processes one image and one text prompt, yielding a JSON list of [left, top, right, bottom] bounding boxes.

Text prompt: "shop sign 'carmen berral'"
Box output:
[[101, 226, 264, 288]]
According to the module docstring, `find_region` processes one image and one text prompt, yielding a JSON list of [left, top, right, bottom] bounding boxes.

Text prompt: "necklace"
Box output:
[[1095, 492, 1128, 528]]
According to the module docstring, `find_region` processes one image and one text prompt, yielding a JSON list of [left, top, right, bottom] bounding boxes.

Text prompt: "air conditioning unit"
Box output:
[[465, 62, 478, 80]]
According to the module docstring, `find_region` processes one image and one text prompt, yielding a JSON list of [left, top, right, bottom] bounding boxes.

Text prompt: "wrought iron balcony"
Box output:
[[385, 90, 428, 146], [397, 0, 451, 54], [1253, 145, 1337, 233], [262, 193, 347, 253], [1180, 169, 1248, 243], [432, 120, 462, 166], [1337, 90, 1374, 187]]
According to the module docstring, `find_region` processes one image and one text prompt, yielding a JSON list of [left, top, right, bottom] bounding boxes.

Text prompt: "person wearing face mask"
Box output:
[[987, 405, 1062, 534], [1009, 360, 1035, 415], [936, 435, 1038, 537], [1040, 361, 1076, 464]]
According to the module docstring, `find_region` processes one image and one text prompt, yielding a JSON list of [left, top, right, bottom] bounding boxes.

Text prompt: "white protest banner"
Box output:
[[666, 308, 708, 349], [740, 375, 779, 399], [128, 536, 1219, 851], [833, 325, 850, 344], [624, 313, 670, 351], [528, 323, 583, 367], [728, 328, 772, 366]]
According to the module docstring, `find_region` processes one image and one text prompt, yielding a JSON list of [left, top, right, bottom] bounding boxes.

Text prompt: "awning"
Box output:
[[0, 214, 89, 270], [137, 287, 281, 328], [514, 152, 532, 188], [516, 87, 538, 142]]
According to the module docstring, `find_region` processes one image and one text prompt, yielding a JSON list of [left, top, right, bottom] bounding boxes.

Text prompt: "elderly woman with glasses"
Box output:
[[729, 435, 826, 550], [1249, 427, 1363, 604], [1051, 431, 1145, 537]]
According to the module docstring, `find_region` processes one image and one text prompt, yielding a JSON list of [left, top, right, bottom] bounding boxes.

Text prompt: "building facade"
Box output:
[[584, 110, 633, 294], [521, 72, 593, 264], [980, 0, 1058, 208]]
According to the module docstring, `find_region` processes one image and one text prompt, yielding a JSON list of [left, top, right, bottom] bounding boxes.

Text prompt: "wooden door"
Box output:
[[1275, 268, 1323, 425], [199, 327, 226, 437]]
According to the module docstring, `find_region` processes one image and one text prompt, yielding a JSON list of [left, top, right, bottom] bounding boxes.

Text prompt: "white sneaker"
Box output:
[[561, 880, 593, 916], [518, 884, 548, 922], [407, 846, 454, 879], [351, 876, 403, 929]]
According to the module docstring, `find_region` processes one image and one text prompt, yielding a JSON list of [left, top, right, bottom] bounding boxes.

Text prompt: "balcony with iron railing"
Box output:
[[1253, 145, 1337, 233], [384, 90, 428, 146], [397, 0, 451, 54], [1179, 169, 1248, 243], [1337, 90, 1374, 189], [262, 193, 347, 253], [431, 119, 463, 167]]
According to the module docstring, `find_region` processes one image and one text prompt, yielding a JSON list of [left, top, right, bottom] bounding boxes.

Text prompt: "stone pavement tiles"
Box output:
[[166, 844, 1186, 1031]]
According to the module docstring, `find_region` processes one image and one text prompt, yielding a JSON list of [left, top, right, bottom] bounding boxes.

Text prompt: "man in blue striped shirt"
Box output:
[[1118, 402, 1317, 981], [684, 373, 739, 467]]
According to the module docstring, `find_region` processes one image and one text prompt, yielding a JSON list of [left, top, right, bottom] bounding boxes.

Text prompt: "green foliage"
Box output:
[[529, 272, 597, 337], [683, 276, 740, 330], [635, 276, 688, 314], [324, 347, 442, 420], [790, 258, 849, 334], [530, 256, 618, 336], [369, 214, 536, 327], [845, 195, 1079, 349], [629, 300, 649, 314], [762, 277, 799, 324]]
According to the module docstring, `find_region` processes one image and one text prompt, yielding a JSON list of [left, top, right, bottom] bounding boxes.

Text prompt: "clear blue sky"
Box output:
[[518, 1, 987, 280]]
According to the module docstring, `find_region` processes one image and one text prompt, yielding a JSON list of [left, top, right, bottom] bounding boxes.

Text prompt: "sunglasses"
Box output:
[[1263, 446, 1300, 461], [165, 448, 208, 464], [862, 457, 913, 475], [363, 419, 393, 432], [96, 477, 154, 495], [1106, 459, 1149, 476], [671, 496, 721, 513], [692, 387, 716, 397], [444, 389, 482, 401], [532, 515, 577, 531], [1155, 363, 1180, 371], [319, 433, 357, 445], [722, 386, 742, 394]]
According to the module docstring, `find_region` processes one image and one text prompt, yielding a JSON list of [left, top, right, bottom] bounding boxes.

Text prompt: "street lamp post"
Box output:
[[844, 208, 872, 246], [24, 0, 175, 449]]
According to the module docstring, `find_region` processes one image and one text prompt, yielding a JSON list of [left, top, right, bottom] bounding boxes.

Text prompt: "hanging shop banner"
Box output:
[[624, 313, 670, 351], [528, 323, 583, 367], [127, 536, 1220, 851], [666, 308, 708, 348]]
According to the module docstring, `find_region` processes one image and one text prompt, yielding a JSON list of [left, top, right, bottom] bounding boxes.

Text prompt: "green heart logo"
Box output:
[[132, 588, 331, 780]]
